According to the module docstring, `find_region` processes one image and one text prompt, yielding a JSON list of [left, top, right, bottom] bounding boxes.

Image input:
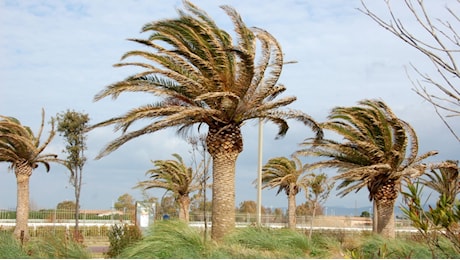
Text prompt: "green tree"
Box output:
[[360, 211, 371, 218], [0, 109, 58, 241], [56, 200, 76, 210], [136, 153, 201, 222], [92, 1, 322, 240], [114, 193, 136, 212], [296, 99, 437, 238], [55, 109, 89, 238], [301, 172, 334, 238], [261, 156, 306, 230]]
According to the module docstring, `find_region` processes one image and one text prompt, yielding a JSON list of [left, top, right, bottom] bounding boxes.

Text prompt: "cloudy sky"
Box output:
[[1, 0, 458, 212]]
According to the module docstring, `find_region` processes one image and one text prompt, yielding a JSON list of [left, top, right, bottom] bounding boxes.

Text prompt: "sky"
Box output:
[[0, 0, 458, 213]]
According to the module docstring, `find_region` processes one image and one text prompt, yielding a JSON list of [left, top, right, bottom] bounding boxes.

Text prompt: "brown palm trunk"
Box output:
[[375, 198, 396, 238], [14, 162, 32, 242], [206, 124, 243, 241], [210, 152, 238, 240], [308, 200, 317, 239], [287, 188, 297, 230], [178, 195, 191, 222]]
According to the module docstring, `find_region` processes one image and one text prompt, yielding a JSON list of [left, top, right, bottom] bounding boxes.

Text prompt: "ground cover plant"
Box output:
[[118, 220, 460, 259], [0, 230, 91, 259]]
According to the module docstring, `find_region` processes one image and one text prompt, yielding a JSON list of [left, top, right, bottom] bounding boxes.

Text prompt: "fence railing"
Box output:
[[0, 209, 416, 238]]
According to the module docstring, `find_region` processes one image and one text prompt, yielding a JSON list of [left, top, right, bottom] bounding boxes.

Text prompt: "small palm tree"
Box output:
[[261, 156, 305, 229], [300, 172, 334, 238], [135, 153, 202, 222], [0, 109, 58, 241], [296, 99, 437, 238], [92, 1, 322, 240]]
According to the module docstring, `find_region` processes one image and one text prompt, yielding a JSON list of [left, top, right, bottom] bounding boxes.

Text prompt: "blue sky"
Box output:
[[0, 0, 458, 212]]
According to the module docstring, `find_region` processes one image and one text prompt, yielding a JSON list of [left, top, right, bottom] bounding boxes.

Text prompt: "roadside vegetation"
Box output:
[[116, 220, 459, 259]]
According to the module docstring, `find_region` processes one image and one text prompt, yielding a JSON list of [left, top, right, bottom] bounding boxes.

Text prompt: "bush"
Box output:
[[106, 224, 142, 258]]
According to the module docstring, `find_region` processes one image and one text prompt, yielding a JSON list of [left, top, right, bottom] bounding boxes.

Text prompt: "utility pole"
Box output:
[[256, 119, 263, 225]]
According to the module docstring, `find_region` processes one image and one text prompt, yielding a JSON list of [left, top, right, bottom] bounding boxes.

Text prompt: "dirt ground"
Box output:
[[84, 237, 109, 258]]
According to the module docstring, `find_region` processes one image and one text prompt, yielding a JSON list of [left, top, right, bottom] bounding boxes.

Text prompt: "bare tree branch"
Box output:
[[360, 0, 460, 142]]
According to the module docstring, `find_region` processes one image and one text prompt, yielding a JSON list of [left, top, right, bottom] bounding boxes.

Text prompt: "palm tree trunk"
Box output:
[[178, 195, 191, 222], [210, 151, 238, 241], [372, 200, 378, 233], [308, 201, 317, 239], [206, 124, 243, 241], [14, 162, 32, 242], [375, 198, 396, 238], [287, 189, 297, 230]]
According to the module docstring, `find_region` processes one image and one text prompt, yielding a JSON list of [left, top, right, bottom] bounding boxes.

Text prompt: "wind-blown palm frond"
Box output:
[[92, 1, 322, 158], [296, 99, 438, 238]]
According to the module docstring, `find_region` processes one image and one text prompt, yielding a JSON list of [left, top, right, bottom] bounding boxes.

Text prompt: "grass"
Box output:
[[120, 221, 345, 258], [119, 220, 460, 259], [1, 222, 459, 258], [0, 230, 91, 259]]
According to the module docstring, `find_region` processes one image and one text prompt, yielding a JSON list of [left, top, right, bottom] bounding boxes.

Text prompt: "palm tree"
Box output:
[[296, 99, 437, 238], [261, 156, 306, 229], [0, 109, 58, 241], [92, 1, 322, 240], [135, 153, 202, 222], [421, 160, 459, 205]]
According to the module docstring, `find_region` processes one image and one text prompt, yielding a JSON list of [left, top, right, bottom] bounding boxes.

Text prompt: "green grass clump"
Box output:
[[26, 232, 91, 259], [120, 220, 209, 258], [0, 231, 30, 258], [120, 221, 344, 258], [347, 233, 460, 259], [220, 226, 312, 258]]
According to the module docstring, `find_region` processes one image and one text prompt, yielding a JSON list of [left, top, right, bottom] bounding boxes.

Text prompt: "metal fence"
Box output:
[[0, 209, 416, 238]]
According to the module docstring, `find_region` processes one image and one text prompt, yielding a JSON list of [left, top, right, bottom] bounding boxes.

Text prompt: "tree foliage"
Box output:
[[401, 160, 460, 255]]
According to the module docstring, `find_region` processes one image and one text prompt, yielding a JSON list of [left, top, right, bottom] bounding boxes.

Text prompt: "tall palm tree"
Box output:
[[296, 99, 437, 238], [92, 1, 322, 240], [135, 153, 202, 222], [261, 156, 306, 229], [0, 109, 58, 241]]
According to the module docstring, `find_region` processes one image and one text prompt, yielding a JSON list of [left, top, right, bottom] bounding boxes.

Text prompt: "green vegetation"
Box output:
[[2, 221, 460, 258], [117, 220, 460, 259], [0, 230, 90, 259], [106, 224, 143, 258]]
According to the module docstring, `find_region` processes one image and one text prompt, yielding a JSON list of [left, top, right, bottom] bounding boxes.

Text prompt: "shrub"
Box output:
[[106, 223, 142, 258]]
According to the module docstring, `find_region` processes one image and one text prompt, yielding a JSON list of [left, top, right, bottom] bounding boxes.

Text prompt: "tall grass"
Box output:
[[0, 230, 91, 259], [120, 220, 460, 259], [120, 220, 345, 258], [347, 233, 460, 259], [120, 220, 208, 258], [0, 231, 30, 258]]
